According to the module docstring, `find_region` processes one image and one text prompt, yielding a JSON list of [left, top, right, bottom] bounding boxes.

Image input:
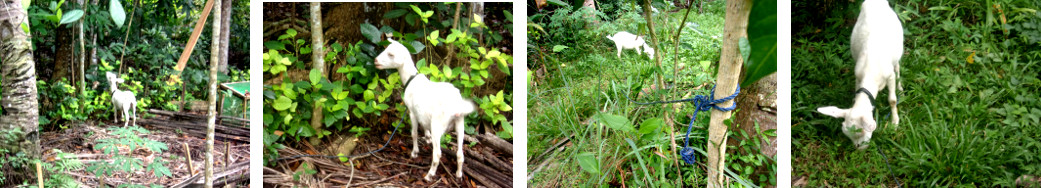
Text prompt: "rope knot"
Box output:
[[679, 85, 740, 165]]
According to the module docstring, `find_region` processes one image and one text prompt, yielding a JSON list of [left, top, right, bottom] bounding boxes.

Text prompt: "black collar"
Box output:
[[857, 87, 875, 107], [404, 74, 419, 90]]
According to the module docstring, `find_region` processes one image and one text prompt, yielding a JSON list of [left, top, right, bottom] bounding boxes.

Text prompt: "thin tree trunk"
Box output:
[[218, 0, 232, 73], [707, 0, 750, 187], [79, 0, 86, 115], [0, 0, 41, 184], [307, 2, 325, 146], [205, 0, 222, 186]]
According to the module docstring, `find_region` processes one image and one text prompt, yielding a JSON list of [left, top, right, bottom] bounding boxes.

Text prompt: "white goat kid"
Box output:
[[106, 72, 137, 127], [374, 38, 476, 181], [606, 31, 655, 59], [816, 0, 903, 150]]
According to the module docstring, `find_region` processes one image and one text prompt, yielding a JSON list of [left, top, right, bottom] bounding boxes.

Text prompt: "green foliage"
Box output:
[[575, 152, 600, 174], [43, 150, 84, 188], [0, 128, 33, 185], [108, 0, 125, 28], [265, 3, 514, 166], [726, 121, 777, 185], [793, 0, 1041, 186], [742, 0, 777, 87], [528, 2, 768, 187], [85, 126, 170, 187], [29, 0, 251, 130], [593, 112, 634, 133]]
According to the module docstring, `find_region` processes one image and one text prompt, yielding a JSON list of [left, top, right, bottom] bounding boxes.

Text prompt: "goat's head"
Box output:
[[374, 38, 412, 70], [105, 72, 125, 92], [642, 43, 655, 59], [816, 105, 877, 150]]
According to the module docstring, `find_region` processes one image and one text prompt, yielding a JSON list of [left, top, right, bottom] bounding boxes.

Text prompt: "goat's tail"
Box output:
[[452, 99, 476, 116]]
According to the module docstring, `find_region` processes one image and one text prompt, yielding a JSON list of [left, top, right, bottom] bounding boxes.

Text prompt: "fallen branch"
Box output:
[[477, 133, 513, 155], [169, 161, 249, 188]]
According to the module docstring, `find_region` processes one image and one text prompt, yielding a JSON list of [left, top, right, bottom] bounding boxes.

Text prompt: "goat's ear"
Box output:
[[816, 106, 848, 118], [861, 117, 877, 132]]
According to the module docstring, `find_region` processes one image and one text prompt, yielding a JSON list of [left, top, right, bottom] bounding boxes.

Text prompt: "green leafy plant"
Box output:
[[43, 150, 84, 188], [86, 126, 172, 185]]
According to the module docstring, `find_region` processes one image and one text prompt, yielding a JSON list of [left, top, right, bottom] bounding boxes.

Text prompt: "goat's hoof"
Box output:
[[424, 174, 435, 181], [455, 171, 462, 178], [410, 151, 418, 158]]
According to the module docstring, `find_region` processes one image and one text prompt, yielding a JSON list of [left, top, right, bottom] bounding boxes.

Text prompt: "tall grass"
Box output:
[[793, 0, 1041, 186], [528, 1, 775, 186]]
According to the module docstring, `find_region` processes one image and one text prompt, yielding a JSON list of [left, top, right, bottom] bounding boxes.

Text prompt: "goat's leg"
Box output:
[[113, 101, 119, 123], [454, 116, 465, 178], [409, 112, 420, 158], [888, 76, 900, 127], [895, 63, 903, 91], [131, 102, 137, 126], [616, 44, 622, 58], [424, 130, 443, 181], [122, 107, 129, 127]]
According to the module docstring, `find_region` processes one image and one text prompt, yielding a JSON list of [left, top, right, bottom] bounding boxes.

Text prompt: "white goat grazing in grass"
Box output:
[[374, 38, 476, 181], [106, 72, 137, 127], [606, 31, 655, 59], [816, 0, 903, 150]]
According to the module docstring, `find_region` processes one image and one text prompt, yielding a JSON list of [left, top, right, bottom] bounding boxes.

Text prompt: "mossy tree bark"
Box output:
[[0, 0, 40, 184]]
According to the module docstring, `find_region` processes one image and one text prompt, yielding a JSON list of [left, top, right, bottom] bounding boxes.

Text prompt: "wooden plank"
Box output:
[[173, 0, 217, 72]]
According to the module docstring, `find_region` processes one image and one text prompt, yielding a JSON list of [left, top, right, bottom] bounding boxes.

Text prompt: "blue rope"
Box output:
[[629, 85, 740, 165]]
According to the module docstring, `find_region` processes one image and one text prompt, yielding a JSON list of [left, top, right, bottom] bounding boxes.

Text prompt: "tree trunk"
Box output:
[[307, 2, 325, 146], [728, 73, 776, 184], [0, 0, 41, 184], [205, 0, 222, 186], [79, 0, 86, 114], [707, 0, 750, 187], [218, 0, 232, 73], [471, 2, 484, 45], [53, 22, 74, 81]]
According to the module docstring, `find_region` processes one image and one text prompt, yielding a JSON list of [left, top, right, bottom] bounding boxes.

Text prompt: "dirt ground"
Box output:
[[41, 119, 249, 187]]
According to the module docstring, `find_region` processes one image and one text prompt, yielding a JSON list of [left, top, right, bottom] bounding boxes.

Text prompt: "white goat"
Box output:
[[606, 31, 655, 59], [374, 38, 476, 181], [816, 0, 902, 150], [106, 72, 137, 127]]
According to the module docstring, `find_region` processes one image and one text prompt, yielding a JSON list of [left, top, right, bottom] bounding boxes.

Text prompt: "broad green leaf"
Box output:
[[109, 0, 126, 28], [383, 9, 408, 19], [576, 152, 600, 174], [410, 40, 425, 54], [59, 9, 84, 25], [593, 113, 634, 133], [309, 68, 322, 85], [739, 37, 751, 63], [359, 23, 381, 43], [552, 45, 569, 52], [264, 41, 286, 51], [428, 30, 440, 46], [364, 90, 375, 101], [273, 96, 292, 111], [742, 0, 777, 87], [443, 66, 453, 78], [638, 118, 663, 135]]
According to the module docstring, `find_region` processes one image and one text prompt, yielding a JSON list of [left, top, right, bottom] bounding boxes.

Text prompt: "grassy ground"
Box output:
[[527, 1, 773, 187], [792, 0, 1041, 186]]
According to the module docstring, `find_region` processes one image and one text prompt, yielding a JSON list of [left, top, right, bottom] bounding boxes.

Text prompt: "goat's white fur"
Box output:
[[106, 72, 137, 127], [374, 38, 476, 181], [816, 0, 902, 150], [606, 31, 655, 59]]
